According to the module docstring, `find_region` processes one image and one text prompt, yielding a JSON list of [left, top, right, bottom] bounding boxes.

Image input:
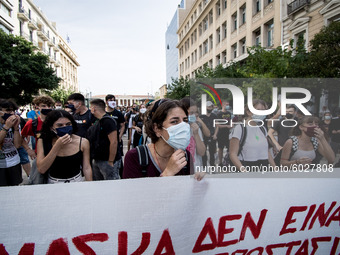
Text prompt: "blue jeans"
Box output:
[[31, 136, 36, 150], [17, 146, 30, 165], [92, 160, 120, 180]]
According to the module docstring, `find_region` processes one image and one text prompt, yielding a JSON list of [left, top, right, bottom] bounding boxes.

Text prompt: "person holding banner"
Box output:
[[36, 110, 92, 183], [0, 99, 22, 186], [123, 99, 193, 178], [280, 116, 335, 168], [229, 99, 275, 172]]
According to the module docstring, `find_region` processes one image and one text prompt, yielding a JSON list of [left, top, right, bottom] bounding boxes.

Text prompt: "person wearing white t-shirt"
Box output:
[[229, 99, 275, 172], [126, 104, 137, 151]]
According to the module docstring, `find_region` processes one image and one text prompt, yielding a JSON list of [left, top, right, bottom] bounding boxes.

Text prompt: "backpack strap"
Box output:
[[32, 118, 38, 136], [311, 137, 319, 151], [259, 126, 267, 138], [289, 136, 299, 160], [136, 145, 149, 177], [182, 150, 189, 174], [237, 125, 247, 156]]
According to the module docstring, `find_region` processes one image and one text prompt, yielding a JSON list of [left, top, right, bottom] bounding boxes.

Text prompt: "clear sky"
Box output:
[[33, 0, 181, 96]]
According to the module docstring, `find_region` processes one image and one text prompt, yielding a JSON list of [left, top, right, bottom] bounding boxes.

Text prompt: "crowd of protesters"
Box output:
[[0, 93, 339, 186]]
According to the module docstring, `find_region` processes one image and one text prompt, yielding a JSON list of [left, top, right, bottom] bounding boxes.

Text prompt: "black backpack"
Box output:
[[222, 125, 267, 166], [135, 145, 189, 177], [32, 118, 39, 137], [86, 116, 116, 159]]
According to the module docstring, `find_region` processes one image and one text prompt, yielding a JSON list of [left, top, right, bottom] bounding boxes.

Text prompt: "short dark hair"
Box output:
[[105, 94, 115, 102], [145, 99, 188, 143], [90, 99, 106, 111], [40, 110, 78, 141], [0, 99, 18, 111], [67, 93, 85, 103], [180, 97, 196, 110], [286, 104, 297, 111]]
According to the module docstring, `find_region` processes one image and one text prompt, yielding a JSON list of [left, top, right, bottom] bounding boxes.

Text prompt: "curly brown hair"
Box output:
[[32, 95, 55, 107]]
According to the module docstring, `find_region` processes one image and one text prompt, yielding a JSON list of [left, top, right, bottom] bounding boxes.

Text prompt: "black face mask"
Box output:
[[66, 104, 76, 112], [41, 108, 52, 115], [207, 109, 213, 113], [2, 113, 13, 121], [285, 113, 293, 119]]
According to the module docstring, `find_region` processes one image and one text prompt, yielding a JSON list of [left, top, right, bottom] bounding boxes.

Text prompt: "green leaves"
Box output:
[[0, 29, 61, 105], [166, 77, 191, 99], [43, 87, 76, 104]]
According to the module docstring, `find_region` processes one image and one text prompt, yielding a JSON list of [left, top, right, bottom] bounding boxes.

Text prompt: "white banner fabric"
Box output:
[[0, 173, 339, 255]]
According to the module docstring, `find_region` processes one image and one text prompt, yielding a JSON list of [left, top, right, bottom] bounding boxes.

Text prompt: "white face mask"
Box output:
[[162, 122, 191, 151], [108, 101, 116, 109], [140, 108, 147, 114], [55, 106, 62, 109]]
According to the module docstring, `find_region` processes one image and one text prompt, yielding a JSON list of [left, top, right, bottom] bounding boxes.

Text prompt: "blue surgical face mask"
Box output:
[[324, 116, 331, 120], [252, 115, 267, 121], [162, 121, 191, 151], [225, 105, 231, 110], [188, 114, 196, 123], [55, 125, 73, 137]]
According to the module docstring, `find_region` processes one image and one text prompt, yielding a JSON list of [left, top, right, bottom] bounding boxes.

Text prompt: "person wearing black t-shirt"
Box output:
[[267, 105, 297, 155], [212, 101, 235, 166], [105, 94, 125, 177], [105, 94, 125, 153], [200, 101, 218, 167], [132, 104, 147, 147], [90, 99, 120, 180], [67, 93, 96, 138]]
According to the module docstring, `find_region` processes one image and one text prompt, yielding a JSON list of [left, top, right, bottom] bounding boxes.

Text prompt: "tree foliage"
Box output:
[[0, 29, 61, 105], [309, 22, 340, 78], [166, 22, 340, 107], [43, 87, 76, 104], [166, 77, 190, 99]]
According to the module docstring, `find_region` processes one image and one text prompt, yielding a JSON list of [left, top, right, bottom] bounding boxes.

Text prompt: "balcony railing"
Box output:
[[20, 32, 30, 41], [48, 39, 54, 46], [28, 19, 38, 30], [50, 56, 56, 63], [287, 0, 310, 15], [37, 28, 49, 41], [17, 7, 29, 21], [40, 47, 49, 56]]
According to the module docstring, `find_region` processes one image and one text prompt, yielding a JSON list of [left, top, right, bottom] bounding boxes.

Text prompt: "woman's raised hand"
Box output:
[[161, 149, 187, 176]]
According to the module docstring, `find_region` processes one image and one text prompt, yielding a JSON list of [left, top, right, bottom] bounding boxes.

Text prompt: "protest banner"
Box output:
[[0, 172, 339, 254]]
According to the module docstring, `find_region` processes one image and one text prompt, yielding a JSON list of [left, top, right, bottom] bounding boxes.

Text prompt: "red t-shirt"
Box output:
[[21, 117, 43, 152], [123, 146, 192, 179]]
